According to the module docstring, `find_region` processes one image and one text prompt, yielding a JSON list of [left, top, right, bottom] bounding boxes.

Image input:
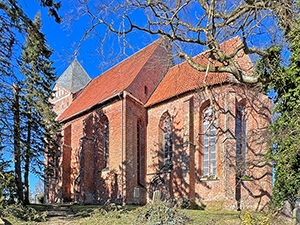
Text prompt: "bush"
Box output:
[[94, 203, 128, 219], [2, 203, 47, 222], [176, 198, 190, 209], [175, 198, 205, 210], [37, 194, 44, 204], [240, 210, 272, 225], [133, 202, 190, 224], [74, 203, 128, 218]]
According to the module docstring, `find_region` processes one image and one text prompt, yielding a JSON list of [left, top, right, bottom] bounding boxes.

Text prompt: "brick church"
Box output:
[[46, 37, 272, 210]]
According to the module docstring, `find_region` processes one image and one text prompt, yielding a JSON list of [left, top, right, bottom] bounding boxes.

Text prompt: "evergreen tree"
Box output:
[[0, 1, 28, 204], [0, 0, 61, 205], [19, 12, 60, 205], [257, 4, 300, 207], [0, 146, 16, 205]]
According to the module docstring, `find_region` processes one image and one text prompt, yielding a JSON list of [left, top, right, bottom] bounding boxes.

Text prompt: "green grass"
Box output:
[[186, 210, 241, 224], [2, 204, 291, 225]]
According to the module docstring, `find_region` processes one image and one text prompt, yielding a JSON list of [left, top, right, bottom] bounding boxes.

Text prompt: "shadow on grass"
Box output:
[[27, 204, 48, 211]]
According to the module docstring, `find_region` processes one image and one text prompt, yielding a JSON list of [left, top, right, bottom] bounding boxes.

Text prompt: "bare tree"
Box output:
[[66, 0, 295, 84]]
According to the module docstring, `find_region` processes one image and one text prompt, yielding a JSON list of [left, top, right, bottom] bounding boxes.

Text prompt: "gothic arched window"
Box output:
[[236, 105, 247, 176], [202, 106, 216, 176], [159, 112, 173, 169], [137, 119, 146, 185], [102, 116, 109, 169], [95, 114, 109, 170]]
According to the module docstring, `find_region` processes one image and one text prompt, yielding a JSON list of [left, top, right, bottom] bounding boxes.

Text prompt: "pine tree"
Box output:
[[0, 0, 61, 205], [19, 12, 60, 205], [0, 146, 16, 205]]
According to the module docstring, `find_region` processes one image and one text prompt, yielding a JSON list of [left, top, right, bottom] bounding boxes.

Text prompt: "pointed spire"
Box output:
[[56, 58, 91, 93]]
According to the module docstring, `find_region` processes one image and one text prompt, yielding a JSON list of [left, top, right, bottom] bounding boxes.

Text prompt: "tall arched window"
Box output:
[[102, 116, 109, 169], [202, 106, 216, 176], [94, 114, 109, 170], [236, 105, 247, 175], [159, 112, 173, 169], [137, 119, 146, 185]]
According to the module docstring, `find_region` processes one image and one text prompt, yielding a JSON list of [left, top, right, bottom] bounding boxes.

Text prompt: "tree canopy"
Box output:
[[68, 0, 296, 84]]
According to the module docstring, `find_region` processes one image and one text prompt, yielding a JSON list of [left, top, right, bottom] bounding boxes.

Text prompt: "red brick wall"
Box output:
[[48, 84, 272, 210], [49, 93, 150, 205], [147, 93, 195, 200], [123, 93, 147, 204], [62, 125, 72, 200], [49, 98, 124, 204], [146, 84, 272, 210]]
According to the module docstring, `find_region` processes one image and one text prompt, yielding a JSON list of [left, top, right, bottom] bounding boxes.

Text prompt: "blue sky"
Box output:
[[20, 0, 96, 77], [20, 0, 161, 78]]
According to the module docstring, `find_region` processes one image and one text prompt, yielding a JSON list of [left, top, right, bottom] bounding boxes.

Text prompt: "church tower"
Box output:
[[50, 58, 91, 118]]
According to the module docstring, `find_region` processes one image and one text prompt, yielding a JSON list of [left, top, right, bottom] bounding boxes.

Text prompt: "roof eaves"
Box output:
[[146, 80, 230, 108], [58, 92, 123, 123], [124, 91, 144, 106]]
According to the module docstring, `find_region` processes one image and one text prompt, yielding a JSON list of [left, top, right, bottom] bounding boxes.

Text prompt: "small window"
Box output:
[[144, 86, 148, 95]]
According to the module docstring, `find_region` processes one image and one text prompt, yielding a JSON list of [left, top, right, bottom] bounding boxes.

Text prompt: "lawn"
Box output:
[[3, 204, 291, 225]]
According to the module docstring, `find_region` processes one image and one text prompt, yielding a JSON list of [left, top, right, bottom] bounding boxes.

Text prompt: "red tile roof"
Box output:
[[145, 36, 253, 107], [57, 38, 164, 121]]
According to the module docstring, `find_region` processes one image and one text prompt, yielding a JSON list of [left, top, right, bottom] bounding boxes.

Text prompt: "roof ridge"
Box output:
[[166, 36, 241, 71], [91, 38, 163, 86], [145, 36, 244, 107], [124, 38, 167, 94]]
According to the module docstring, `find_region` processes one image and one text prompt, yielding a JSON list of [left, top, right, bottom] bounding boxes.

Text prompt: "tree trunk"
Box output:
[[13, 83, 23, 204], [24, 112, 31, 205]]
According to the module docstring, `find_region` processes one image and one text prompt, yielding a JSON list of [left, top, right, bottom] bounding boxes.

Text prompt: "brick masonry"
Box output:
[[47, 38, 272, 211], [146, 84, 272, 210]]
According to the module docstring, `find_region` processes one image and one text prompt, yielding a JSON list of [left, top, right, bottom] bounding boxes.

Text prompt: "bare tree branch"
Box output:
[[67, 0, 296, 84]]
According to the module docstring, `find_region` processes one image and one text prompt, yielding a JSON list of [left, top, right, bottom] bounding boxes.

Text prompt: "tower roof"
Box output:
[[56, 58, 91, 93]]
